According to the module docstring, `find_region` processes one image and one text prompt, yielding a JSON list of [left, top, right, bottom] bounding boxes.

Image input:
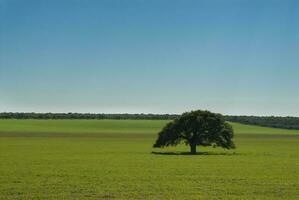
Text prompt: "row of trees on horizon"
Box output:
[[0, 112, 178, 120], [0, 112, 299, 130], [225, 115, 299, 130]]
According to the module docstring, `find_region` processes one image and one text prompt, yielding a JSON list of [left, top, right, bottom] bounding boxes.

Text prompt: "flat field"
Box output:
[[1, 120, 299, 200]]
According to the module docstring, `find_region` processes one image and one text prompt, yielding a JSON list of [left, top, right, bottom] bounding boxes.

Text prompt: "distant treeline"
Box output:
[[1, 112, 299, 130], [0, 112, 179, 120], [225, 116, 299, 130]]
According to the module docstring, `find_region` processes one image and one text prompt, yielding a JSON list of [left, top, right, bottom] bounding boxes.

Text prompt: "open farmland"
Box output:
[[1, 120, 299, 199]]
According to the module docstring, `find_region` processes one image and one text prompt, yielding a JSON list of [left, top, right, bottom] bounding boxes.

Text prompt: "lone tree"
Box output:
[[153, 110, 235, 154]]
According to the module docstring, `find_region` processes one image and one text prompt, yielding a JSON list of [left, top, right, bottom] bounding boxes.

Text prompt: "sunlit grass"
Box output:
[[0, 120, 299, 199]]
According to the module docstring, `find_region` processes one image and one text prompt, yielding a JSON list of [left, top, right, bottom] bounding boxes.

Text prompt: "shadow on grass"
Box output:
[[151, 151, 239, 156]]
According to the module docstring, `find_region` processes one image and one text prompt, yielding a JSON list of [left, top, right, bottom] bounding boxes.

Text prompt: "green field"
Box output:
[[1, 120, 299, 199]]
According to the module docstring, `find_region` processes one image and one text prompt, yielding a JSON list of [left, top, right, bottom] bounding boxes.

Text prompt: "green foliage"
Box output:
[[2, 112, 299, 130], [0, 112, 178, 120], [154, 110, 235, 153], [226, 115, 299, 130]]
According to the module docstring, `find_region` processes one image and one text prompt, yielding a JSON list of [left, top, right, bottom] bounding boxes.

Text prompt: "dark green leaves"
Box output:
[[153, 110, 235, 153]]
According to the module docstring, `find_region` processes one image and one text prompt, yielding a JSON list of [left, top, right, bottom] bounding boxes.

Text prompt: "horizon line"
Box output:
[[0, 111, 298, 118]]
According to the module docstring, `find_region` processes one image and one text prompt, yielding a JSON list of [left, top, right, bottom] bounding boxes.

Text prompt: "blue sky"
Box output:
[[0, 0, 298, 116]]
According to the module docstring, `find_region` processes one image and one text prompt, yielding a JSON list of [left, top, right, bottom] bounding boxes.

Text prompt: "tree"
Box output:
[[153, 110, 235, 154]]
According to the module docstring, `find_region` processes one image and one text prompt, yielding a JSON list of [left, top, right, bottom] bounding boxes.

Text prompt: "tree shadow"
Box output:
[[151, 151, 239, 156]]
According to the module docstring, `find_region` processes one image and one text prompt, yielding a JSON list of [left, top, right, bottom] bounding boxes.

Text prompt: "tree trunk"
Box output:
[[190, 143, 197, 154]]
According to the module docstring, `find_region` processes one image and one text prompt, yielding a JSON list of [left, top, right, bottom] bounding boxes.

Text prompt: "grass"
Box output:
[[1, 120, 299, 199], [0, 119, 166, 136]]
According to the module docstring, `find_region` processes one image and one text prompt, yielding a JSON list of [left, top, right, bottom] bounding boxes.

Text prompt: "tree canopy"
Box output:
[[153, 110, 235, 154]]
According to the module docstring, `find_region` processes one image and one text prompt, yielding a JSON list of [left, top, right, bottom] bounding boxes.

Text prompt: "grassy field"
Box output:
[[1, 120, 299, 199]]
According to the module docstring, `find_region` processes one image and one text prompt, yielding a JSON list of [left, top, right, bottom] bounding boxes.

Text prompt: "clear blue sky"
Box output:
[[0, 0, 298, 116]]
